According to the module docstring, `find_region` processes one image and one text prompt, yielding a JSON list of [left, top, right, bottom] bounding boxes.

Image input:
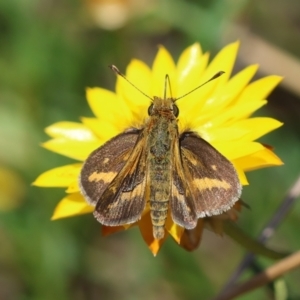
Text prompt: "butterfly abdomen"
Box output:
[[147, 113, 177, 240], [149, 164, 171, 240]]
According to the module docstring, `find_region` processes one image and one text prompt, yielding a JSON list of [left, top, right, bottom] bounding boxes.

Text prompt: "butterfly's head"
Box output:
[[148, 97, 179, 118]]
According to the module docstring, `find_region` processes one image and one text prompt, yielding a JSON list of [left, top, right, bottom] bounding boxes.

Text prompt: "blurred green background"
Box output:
[[1, 0, 300, 299]]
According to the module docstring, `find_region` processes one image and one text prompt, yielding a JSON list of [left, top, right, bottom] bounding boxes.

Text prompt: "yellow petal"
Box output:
[[151, 46, 176, 98], [51, 193, 94, 220], [165, 214, 184, 243], [149, 237, 167, 256], [200, 64, 259, 114], [196, 100, 267, 129], [123, 59, 152, 99], [81, 117, 120, 143], [181, 42, 240, 123], [33, 164, 82, 187], [236, 75, 283, 104], [176, 43, 208, 95], [234, 117, 283, 142], [65, 181, 80, 193], [202, 41, 239, 89], [234, 147, 283, 172], [200, 126, 250, 143], [116, 59, 151, 125], [232, 162, 249, 185], [177, 50, 210, 121], [86, 87, 132, 129], [223, 64, 259, 102], [42, 138, 101, 161], [45, 122, 98, 141], [213, 141, 265, 160], [202, 117, 282, 143]]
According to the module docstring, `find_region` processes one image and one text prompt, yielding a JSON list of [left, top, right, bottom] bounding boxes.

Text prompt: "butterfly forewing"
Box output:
[[93, 132, 147, 226], [79, 130, 140, 206], [180, 132, 242, 217]]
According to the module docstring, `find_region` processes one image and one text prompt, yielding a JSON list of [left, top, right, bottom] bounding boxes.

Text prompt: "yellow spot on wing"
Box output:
[[194, 178, 231, 190], [189, 156, 199, 166], [88, 171, 117, 183], [211, 165, 217, 171], [103, 158, 110, 164]]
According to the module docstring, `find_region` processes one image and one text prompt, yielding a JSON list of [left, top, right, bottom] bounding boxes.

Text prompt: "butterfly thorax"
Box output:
[[146, 97, 178, 239]]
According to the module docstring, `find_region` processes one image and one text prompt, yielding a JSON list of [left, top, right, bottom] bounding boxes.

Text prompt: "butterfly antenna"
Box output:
[[109, 65, 153, 101], [163, 74, 173, 99], [175, 71, 225, 102]]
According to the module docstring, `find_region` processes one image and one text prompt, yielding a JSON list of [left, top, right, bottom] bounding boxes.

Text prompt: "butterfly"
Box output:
[[79, 66, 242, 239]]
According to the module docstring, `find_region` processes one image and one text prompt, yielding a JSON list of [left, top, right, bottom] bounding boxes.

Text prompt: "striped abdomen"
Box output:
[[147, 114, 177, 240]]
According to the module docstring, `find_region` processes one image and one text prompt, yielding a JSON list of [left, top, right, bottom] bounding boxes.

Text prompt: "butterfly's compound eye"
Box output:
[[148, 103, 154, 116], [173, 104, 179, 117]]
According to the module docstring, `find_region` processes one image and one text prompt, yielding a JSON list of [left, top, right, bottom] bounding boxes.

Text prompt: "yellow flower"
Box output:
[[33, 42, 283, 255]]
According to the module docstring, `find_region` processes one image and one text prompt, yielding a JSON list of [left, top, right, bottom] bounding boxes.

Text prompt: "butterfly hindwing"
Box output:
[[180, 132, 242, 217], [79, 130, 140, 206], [93, 132, 147, 226]]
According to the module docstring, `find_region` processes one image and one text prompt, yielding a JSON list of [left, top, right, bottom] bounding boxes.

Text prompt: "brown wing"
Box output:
[[180, 132, 242, 217], [170, 138, 198, 229], [79, 130, 140, 206], [93, 132, 147, 226]]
